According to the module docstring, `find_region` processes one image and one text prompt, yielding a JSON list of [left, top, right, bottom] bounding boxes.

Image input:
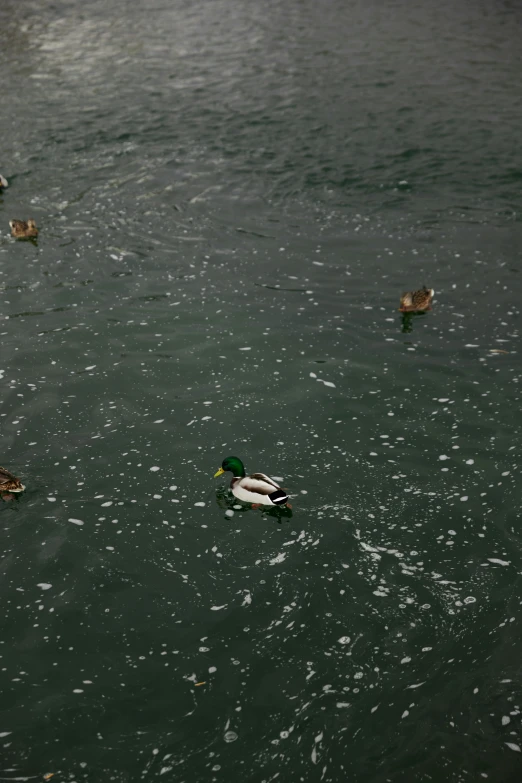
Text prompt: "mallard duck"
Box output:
[[399, 286, 434, 312], [10, 219, 38, 238], [0, 174, 8, 189], [214, 456, 289, 507], [0, 466, 25, 493]]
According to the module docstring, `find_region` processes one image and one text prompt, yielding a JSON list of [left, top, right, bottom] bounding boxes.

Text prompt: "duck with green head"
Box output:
[[214, 456, 289, 507]]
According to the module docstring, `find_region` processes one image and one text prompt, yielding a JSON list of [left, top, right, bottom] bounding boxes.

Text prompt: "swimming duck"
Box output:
[[0, 466, 25, 493], [10, 219, 38, 238], [214, 456, 289, 507], [0, 174, 8, 189], [399, 286, 434, 312]]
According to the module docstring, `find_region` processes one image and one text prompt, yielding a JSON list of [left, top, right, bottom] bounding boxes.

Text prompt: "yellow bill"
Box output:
[[214, 467, 225, 478]]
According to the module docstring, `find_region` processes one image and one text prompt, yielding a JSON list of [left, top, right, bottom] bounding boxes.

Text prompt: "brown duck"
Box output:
[[10, 219, 38, 238], [0, 466, 25, 493], [399, 286, 434, 312]]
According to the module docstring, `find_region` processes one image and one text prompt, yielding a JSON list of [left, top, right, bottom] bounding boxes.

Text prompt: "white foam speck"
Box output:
[[209, 666, 217, 673], [309, 372, 317, 378], [73, 689, 84, 694], [439, 455, 449, 461], [68, 518, 84, 526], [239, 347, 251, 351], [150, 466, 160, 472], [438, 398, 449, 403], [101, 501, 113, 507], [47, 497, 57, 502], [488, 558, 510, 566], [406, 681, 425, 690], [338, 636, 351, 645], [466, 459, 474, 465], [322, 380, 336, 388], [0, 732, 11, 737], [269, 552, 287, 566], [169, 485, 177, 491], [153, 419, 165, 424], [505, 742, 520, 752], [336, 702, 350, 708], [459, 496, 468, 501], [210, 605, 227, 611], [37, 583, 52, 591], [85, 365, 96, 370], [194, 501, 206, 507], [502, 716, 511, 726]]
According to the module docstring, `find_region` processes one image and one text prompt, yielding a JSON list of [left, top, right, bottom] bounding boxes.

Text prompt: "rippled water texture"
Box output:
[[1, 0, 521, 780]]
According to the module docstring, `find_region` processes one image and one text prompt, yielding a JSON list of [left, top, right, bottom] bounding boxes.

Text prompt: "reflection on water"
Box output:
[[400, 310, 429, 333]]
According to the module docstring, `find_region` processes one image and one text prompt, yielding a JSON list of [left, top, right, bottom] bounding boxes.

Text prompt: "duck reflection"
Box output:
[[400, 311, 428, 333]]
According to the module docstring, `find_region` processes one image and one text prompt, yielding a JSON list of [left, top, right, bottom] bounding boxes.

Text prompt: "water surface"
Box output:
[[1, 0, 521, 780]]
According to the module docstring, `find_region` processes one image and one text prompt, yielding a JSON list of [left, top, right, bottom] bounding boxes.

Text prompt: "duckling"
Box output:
[[0, 466, 25, 493], [399, 286, 434, 312], [10, 219, 38, 239], [0, 174, 8, 189], [214, 456, 289, 507]]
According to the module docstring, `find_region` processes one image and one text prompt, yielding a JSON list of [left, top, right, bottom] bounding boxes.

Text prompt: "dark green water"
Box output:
[[1, 0, 522, 780]]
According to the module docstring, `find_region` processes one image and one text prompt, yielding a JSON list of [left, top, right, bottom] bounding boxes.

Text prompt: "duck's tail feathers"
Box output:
[[269, 489, 289, 506]]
